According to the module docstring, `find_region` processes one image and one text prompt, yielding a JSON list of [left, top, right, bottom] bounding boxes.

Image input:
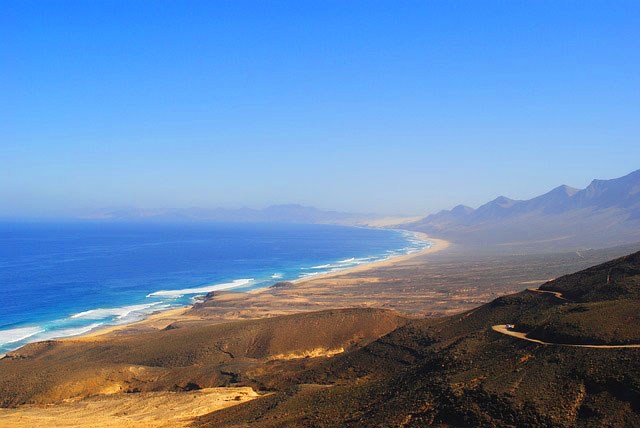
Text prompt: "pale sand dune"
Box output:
[[0, 387, 259, 428], [353, 216, 424, 227]]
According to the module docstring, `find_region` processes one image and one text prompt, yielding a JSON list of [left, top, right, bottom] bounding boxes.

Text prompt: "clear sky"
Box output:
[[2, 1, 639, 217]]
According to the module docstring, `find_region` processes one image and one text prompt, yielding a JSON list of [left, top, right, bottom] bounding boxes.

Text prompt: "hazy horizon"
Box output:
[[2, 167, 639, 222], [3, 1, 640, 217]]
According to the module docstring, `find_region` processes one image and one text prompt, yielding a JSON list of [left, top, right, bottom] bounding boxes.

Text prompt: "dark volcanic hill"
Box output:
[[196, 251, 640, 427], [409, 169, 640, 252]]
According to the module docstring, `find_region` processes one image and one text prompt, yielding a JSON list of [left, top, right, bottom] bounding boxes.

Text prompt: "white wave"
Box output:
[[38, 323, 104, 341], [310, 264, 332, 269], [0, 326, 44, 346], [146, 278, 254, 298], [70, 303, 160, 320], [299, 272, 321, 278], [339, 257, 374, 266], [114, 303, 173, 324], [271, 273, 283, 279]]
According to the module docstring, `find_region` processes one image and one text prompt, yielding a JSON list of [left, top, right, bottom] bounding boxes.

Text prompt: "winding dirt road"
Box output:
[[492, 287, 640, 349], [491, 325, 640, 349], [526, 288, 568, 300]]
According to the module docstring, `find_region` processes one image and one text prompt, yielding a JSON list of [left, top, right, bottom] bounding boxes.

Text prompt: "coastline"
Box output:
[[74, 306, 194, 340], [70, 231, 449, 340], [287, 232, 448, 286], [4, 222, 433, 355]]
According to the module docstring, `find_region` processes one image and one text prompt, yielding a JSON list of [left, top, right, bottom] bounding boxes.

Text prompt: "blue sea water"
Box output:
[[0, 221, 429, 354]]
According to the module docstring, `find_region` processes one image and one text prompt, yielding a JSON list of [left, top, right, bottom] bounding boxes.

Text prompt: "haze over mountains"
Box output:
[[81, 169, 640, 253], [85, 204, 377, 225], [408, 169, 640, 252]]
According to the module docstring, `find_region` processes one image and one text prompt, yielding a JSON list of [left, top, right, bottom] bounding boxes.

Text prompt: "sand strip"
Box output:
[[0, 387, 259, 428], [287, 233, 449, 286]]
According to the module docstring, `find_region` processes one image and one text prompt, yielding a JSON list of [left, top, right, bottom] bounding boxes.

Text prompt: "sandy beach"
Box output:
[[71, 232, 449, 340], [290, 233, 449, 284]]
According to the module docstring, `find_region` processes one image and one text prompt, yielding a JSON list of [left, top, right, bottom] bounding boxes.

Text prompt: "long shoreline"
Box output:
[[32, 230, 443, 343], [286, 232, 448, 286]]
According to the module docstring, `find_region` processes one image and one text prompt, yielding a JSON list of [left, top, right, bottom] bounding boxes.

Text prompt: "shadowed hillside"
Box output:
[[196, 251, 640, 427]]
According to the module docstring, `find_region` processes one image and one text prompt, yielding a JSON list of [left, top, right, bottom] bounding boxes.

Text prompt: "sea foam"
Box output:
[[146, 278, 254, 298], [310, 264, 332, 269], [70, 303, 161, 320], [37, 323, 105, 341], [0, 326, 44, 346]]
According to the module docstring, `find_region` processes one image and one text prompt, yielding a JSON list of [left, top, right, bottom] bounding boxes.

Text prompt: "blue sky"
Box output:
[[2, 0, 639, 216]]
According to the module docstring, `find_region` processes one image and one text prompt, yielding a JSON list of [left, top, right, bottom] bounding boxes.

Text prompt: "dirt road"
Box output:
[[492, 324, 640, 349]]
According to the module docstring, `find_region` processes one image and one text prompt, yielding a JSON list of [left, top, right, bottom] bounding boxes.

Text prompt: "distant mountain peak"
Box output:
[[550, 184, 580, 196], [588, 168, 640, 187], [476, 196, 519, 212], [491, 196, 517, 206], [451, 204, 474, 215]]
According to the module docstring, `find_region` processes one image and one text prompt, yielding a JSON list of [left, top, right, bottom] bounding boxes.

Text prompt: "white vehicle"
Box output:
[[505, 324, 515, 330]]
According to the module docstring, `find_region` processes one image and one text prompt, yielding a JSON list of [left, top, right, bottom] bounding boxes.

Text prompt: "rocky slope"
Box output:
[[198, 251, 640, 427]]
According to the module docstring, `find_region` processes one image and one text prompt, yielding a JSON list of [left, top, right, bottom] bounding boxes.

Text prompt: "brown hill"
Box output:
[[0, 308, 405, 407]]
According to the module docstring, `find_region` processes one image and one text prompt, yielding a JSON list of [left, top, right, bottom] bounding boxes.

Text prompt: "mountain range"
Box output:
[[84, 169, 640, 253], [408, 169, 640, 252]]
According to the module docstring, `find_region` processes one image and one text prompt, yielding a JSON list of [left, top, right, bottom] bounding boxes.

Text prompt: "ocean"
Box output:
[[0, 221, 429, 354]]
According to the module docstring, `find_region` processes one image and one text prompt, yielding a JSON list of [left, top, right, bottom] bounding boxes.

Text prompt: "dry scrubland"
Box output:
[[0, 387, 257, 428]]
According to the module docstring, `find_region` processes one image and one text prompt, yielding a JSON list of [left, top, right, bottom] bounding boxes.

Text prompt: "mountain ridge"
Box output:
[[409, 169, 640, 252]]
